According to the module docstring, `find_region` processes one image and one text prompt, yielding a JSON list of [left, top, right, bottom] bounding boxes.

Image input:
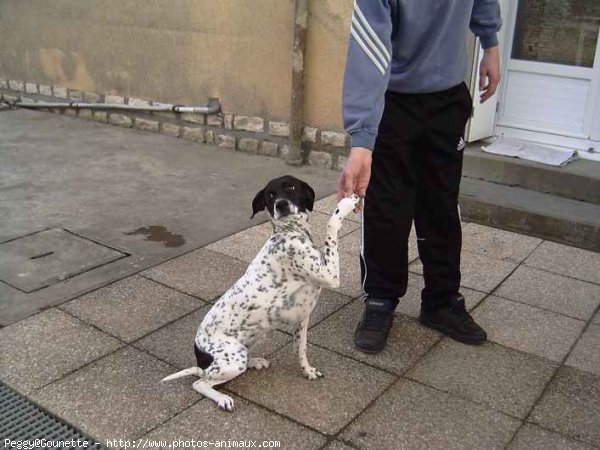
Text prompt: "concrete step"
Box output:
[[463, 144, 600, 205], [459, 177, 600, 252]]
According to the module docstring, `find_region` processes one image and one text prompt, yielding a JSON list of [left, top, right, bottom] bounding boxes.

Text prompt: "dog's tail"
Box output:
[[161, 367, 204, 382]]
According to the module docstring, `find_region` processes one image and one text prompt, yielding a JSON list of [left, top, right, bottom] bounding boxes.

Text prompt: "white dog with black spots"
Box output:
[[162, 175, 360, 411]]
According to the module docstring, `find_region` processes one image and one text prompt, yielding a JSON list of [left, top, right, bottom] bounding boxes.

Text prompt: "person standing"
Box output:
[[339, 0, 502, 353]]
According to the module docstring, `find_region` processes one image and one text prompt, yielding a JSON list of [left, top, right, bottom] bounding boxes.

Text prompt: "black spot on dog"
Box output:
[[194, 344, 214, 369]]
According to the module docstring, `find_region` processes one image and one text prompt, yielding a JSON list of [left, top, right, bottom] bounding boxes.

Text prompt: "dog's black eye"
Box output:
[[267, 192, 275, 199], [285, 185, 296, 192]]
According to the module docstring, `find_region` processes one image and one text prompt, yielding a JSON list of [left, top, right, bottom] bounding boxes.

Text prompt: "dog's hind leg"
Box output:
[[194, 341, 249, 412]]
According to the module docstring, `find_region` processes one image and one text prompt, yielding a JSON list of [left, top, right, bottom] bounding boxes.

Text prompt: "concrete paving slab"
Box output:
[[340, 378, 520, 450], [309, 299, 440, 374], [141, 248, 248, 301], [406, 339, 558, 418], [508, 423, 597, 450], [135, 306, 291, 370], [336, 251, 363, 298], [472, 296, 585, 361], [30, 346, 198, 445], [60, 275, 204, 342], [566, 324, 600, 376], [525, 241, 600, 285], [410, 250, 518, 293], [0, 228, 125, 293], [143, 395, 326, 449], [0, 308, 121, 394], [462, 222, 542, 262], [496, 266, 600, 320], [307, 289, 354, 329], [530, 366, 600, 447], [0, 109, 336, 323], [207, 222, 272, 262], [227, 343, 395, 434], [339, 225, 419, 263], [394, 273, 487, 319]]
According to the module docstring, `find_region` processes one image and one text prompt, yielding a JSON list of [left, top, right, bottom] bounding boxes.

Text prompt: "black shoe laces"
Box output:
[[449, 300, 475, 325], [363, 309, 390, 331]]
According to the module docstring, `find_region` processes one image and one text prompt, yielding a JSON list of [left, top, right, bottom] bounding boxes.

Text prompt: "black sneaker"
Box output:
[[353, 298, 394, 354], [419, 294, 487, 345]]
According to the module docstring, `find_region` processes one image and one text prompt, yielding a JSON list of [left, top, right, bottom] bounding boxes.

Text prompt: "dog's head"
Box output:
[[251, 175, 315, 220]]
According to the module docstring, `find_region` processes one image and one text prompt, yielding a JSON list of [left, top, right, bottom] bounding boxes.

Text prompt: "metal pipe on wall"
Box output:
[[5, 98, 221, 115], [287, 0, 309, 166]]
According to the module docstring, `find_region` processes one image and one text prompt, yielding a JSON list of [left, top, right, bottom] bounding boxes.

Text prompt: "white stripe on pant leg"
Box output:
[[360, 204, 368, 295]]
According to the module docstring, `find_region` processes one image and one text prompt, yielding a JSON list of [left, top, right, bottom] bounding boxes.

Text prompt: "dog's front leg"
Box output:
[[297, 317, 322, 380], [319, 194, 362, 288]]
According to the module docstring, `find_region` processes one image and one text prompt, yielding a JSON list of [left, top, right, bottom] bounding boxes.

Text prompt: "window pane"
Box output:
[[512, 0, 600, 68]]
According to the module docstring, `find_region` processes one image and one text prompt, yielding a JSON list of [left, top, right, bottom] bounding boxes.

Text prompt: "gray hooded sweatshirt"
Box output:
[[343, 0, 502, 150]]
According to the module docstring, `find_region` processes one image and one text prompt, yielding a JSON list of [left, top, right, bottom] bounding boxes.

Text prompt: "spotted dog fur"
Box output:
[[162, 176, 360, 411]]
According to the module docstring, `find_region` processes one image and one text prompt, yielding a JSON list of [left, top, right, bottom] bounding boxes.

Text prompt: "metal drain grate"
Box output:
[[0, 382, 104, 450]]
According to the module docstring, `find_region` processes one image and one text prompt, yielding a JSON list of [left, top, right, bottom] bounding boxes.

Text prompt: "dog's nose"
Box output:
[[275, 199, 290, 213]]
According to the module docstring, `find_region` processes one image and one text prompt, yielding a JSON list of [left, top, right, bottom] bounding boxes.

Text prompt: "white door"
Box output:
[[496, 0, 600, 154]]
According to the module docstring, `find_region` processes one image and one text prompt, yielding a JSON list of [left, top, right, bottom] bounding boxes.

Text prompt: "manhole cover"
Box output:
[[0, 228, 126, 293], [0, 381, 104, 449]]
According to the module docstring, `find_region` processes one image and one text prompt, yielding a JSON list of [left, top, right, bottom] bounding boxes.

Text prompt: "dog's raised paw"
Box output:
[[336, 194, 361, 217], [248, 357, 270, 370], [303, 366, 324, 380]]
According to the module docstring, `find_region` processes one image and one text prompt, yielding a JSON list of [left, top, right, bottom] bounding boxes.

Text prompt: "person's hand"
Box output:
[[337, 146, 372, 211], [479, 46, 500, 103]]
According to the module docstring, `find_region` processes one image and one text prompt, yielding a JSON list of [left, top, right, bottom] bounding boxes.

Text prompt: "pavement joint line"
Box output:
[[403, 370, 528, 422], [0, 225, 56, 244], [125, 303, 208, 347], [522, 261, 600, 287], [328, 312, 457, 441], [60, 227, 132, 256], [129, 397, 205, 443], [135, 273, 212, 303], [27, 342, 127, 396], [220, 386, 332, 439], [502, 288, 600, 449], [490, 291, 595, 322]]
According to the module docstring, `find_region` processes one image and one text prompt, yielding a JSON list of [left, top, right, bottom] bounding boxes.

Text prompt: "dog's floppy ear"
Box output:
[[299, 180, 315, 212], [251, 188, 266, 219]]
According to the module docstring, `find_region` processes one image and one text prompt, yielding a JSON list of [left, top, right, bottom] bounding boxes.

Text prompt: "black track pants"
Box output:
[[360, 82, 473, 312]]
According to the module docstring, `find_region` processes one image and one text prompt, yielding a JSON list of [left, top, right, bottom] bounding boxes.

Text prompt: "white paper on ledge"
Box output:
[[482, 137, 578, 167]]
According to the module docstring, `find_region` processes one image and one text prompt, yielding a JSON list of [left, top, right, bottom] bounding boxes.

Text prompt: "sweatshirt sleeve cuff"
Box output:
[[349, 130, 376, 151], [479, 33, 499, 49]]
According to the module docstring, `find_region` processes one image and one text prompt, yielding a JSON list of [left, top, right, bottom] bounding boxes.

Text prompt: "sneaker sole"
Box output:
[[352, 340, 385, 354], [419, 317, 486, 346]]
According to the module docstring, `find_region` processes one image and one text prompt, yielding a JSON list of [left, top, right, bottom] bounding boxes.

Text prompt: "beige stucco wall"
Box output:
[[304, 0, 352, 129], [0, 0, 351, 130]]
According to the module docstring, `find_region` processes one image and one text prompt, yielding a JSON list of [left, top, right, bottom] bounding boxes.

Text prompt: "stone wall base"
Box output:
[[0, 79, 350, 171]]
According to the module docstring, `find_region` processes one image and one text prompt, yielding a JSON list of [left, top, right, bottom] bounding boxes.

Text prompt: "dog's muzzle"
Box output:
[[274, 199, 295, 219]]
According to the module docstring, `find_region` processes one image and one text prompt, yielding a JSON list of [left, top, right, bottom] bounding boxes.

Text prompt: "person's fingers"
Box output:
[[344, 169, 355, 197], [336, 171, 346, 200]]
